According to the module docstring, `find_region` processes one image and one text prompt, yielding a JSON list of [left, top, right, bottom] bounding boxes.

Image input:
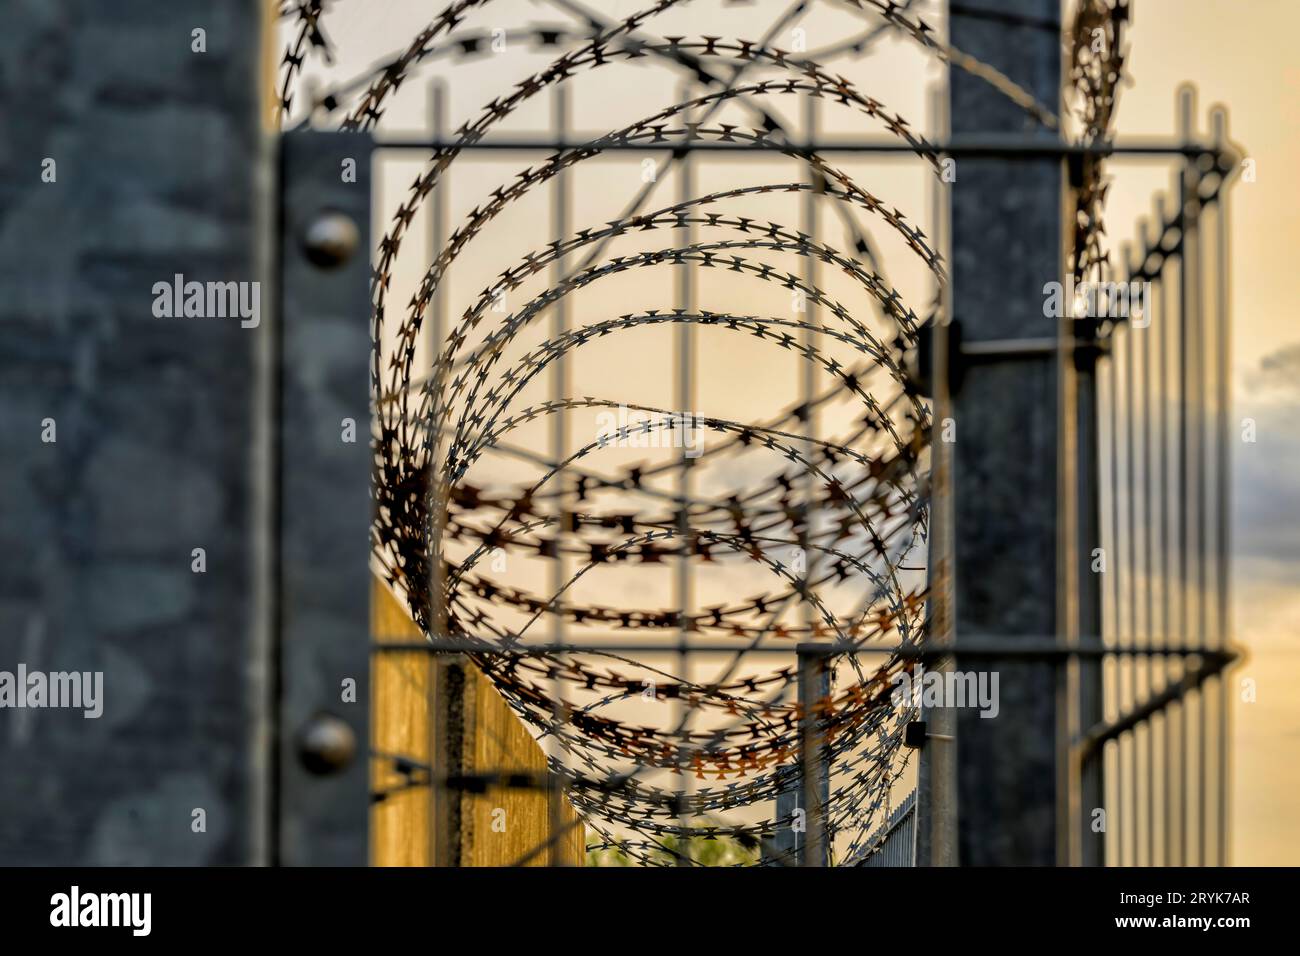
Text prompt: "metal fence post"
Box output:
[[1076, 316, 1106, 866], [764, 646, 831, 866], [796, 645, 832, 866], [275, 131, 372, 865], [918, 82, 958, 869], [948, 0, 1066, 865]]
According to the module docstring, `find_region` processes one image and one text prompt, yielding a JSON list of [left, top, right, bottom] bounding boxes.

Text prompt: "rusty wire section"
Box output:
[[1067, 0, 1130, 284], [275, 0, 1119, 866]]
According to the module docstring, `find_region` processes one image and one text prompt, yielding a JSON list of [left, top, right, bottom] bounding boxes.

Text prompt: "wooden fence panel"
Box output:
[[370, 579, 583, 866]]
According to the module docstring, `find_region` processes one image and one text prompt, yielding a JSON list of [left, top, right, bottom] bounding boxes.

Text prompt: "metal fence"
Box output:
[[0, 0, 1244, 869], [365, 84, 933, 865], [273, 0, 1242, 866], [856, 787, 916, 866], [917, 88, 1241, 868], [1083, 88, 1238, 867]]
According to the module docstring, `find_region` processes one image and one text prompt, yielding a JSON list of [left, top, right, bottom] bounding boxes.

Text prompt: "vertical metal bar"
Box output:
[[1188, 100, 1210, 870], [276, 131, 373, 865], [1124, 283, 1139, 869], [1122, 243, 1142, 869], [425, 78, 458, 866], [546, 84, 573, 866], [1176, 86, 1207, 866], [917, 82, 957, 869], [1106, 329, 1122, 864], [800, 90, 824, 866], [770, 766, 799, 865], [432, 655, 467, 866], [1210, 106, 1233, 866], [1154, 198, 1172, 865], [1075, 294, 1104, 866], [797, 646, 831, 867], [801, 94, 821, 546], [429, 80, 449, 381], [673, 82, 696, 865], [427, 76, 448, 870], [1138, 240, 1156, 868], [1175, 162, 1190, 868]]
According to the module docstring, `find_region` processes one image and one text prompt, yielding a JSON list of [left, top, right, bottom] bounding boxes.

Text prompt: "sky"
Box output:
[[282, 0, 1300, 864]]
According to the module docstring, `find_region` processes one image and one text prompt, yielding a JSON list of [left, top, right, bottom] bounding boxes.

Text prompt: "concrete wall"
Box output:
[[0, 0, 270, 864]]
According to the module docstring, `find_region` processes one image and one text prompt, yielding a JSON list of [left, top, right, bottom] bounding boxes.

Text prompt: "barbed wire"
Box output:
[[1068, 0, 1130, 284], [277, 0, 1126, 866]]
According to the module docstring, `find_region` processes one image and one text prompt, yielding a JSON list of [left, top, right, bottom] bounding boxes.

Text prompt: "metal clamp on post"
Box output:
[[904, 720, 955, 750], [917, 318, 1109, 397]]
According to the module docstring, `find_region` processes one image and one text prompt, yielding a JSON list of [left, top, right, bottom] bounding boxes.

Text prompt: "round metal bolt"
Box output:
[[297, 712, 357, 775], [302, 210, 359, 269]]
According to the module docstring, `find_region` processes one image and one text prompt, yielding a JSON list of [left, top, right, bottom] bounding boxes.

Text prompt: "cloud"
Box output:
[[1236, 391, 1300, 580], [1248, 341, 1300, 400]]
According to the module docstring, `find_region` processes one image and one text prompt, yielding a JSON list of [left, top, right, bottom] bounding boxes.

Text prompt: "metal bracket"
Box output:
[[915, 318, 1107, 397], [904, 720, 954, 749]]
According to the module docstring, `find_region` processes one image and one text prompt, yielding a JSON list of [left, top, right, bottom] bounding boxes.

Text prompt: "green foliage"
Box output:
[[586, 831, 761, 867]]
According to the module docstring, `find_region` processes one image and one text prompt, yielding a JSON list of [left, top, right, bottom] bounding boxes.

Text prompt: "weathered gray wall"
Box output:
[[948, 0, 1065, 865], [0, 1, 270, 864]]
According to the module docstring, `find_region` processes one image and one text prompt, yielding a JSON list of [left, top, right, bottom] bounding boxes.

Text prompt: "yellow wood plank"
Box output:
[[370, 578, 432, 866], [462, 666, 585, 867], [370, 577, 583, 866]]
